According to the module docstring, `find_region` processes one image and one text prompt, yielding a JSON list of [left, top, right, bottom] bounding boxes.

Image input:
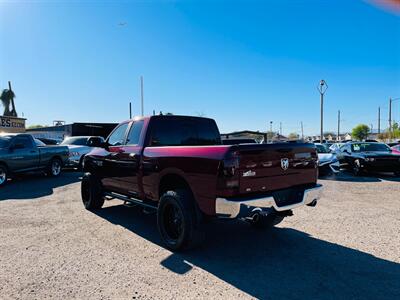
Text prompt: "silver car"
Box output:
[[61, 136, 104, 170]]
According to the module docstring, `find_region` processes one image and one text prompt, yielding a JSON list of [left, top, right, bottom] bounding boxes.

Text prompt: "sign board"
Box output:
[[0, 116, 26, 133]]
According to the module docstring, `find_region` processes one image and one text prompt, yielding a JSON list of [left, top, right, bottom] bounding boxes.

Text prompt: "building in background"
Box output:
[[26, 122, 118, 141]]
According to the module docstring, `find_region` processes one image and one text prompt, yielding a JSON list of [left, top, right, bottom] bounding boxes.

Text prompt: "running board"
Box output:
[[103, 192, 157, 210]]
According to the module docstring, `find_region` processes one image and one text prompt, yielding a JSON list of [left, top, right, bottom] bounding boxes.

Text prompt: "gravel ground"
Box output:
[[0, 171, 399, 300]]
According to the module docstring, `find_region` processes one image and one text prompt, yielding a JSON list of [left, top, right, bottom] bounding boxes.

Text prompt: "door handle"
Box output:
[[30, 150, 36, 153], [129, 153, 139, 159]]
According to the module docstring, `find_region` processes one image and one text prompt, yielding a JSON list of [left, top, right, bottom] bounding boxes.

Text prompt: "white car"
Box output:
[[315, 143, 340, 175], [61, 136, 104, 170]]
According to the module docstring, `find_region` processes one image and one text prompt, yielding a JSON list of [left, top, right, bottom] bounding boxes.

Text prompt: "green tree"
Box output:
[[288, 132, 299, 140], [27, 124, 47, 129], [352, 124, 370, 141]]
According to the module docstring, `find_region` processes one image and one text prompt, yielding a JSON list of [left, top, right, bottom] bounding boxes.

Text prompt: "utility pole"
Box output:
[[378, 106, 381, 134], [129, 102, 132, 119], [317, 80, 328, 143], [269, 121, 273, 143], [140, 76, 144, 116], [337, 110, 340, 141], [301, 121, 304, 140], [389, 98, 392, 139]]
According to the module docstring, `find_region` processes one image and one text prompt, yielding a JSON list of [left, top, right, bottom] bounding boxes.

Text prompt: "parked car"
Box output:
[[329, 142, 345, 154], [0, 133, 69, 186], [391, 144, 400, 154], [314, 143, 340, 175], [222, 138, 258, 145], [336, 142, 400, 176], [36, 137, 61, 145], [81, 115, 322, 250], [60, 136, 104, 170]]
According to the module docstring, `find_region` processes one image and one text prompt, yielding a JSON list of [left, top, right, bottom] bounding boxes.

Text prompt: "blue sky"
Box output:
[[1, 0, 399, 135]]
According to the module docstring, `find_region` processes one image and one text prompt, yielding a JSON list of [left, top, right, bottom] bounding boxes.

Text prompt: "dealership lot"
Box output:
[[0, 172, 399, 299]]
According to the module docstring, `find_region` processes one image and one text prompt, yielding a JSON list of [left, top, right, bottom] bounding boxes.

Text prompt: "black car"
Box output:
[[222, 138, 257, 145], [336, 142, 400, 176]]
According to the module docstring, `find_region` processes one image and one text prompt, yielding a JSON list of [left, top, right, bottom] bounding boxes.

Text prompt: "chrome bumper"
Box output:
[[215, 184, 323, 219]]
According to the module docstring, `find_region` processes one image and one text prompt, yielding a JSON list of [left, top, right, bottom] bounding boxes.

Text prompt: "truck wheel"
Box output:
[[250, 213, 284, 229], [157, 189, 205, 251], [0, 164, 8, 187], [81, 173, 104, 210], [78, 155, 85, 171], [47, 158, 62, 177]]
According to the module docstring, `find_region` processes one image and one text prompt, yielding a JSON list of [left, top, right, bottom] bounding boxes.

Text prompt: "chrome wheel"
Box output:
[[0, 167, 7, 185], [51, 160, 61, 176]]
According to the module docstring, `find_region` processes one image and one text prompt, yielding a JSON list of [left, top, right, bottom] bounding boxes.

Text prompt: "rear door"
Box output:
[[236, 143, 318, 195], [9, 136, 40, 172]]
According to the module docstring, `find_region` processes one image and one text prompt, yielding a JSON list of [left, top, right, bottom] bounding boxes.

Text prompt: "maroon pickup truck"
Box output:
[[81, 115, 322, 250]]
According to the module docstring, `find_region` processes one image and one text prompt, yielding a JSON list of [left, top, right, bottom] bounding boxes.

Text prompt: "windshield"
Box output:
[[61, 137, 88, 146], [315, 144, 329, 153], [0, 136, 12, 148], [351, 143, 391, 152]]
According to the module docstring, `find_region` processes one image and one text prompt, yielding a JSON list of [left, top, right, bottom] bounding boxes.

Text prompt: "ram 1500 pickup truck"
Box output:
[[82, 115, 323, 250], [0, 133, 69, 186]]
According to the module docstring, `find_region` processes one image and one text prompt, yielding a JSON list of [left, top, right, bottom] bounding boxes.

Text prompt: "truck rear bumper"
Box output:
[[215, 184, 323, 219]]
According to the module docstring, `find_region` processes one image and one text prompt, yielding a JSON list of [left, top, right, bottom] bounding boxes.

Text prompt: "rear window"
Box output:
[[0, 136, 11, 148], [61, 137, 89, 146], [351, 143, 390, 152], [149, 117, 221, 146]]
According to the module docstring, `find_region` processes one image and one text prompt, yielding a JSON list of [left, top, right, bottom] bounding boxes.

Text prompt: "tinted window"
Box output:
[[87, 137, 104, 147], [150, 118, 221, 147], [0, 137, 11, 148], [61, 137, 89, 146], [12, 136, 33, 149], [315, 144, 329, 153], [126, 121, 144, 145], [351, 143, 391, 152], [108, 123, 129, 146]]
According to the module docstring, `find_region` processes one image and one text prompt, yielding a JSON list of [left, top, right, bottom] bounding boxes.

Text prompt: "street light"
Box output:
[[317, 80, 328, 143], [389, 97, 400, 140]]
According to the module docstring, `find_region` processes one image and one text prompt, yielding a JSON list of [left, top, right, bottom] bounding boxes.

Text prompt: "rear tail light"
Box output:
[[222, 151, 240, 177], [217, 151, 240, 195]]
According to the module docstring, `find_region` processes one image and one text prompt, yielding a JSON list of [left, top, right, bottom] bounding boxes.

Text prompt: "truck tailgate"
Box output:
[[235, 143, 318, 195]]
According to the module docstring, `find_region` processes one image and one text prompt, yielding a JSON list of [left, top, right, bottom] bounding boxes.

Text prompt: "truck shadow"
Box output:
[[0, 171, 81, 201], [94, 205, 400, 299]]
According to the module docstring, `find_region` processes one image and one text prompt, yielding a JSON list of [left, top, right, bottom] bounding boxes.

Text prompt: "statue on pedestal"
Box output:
[[0, 81, 17, 117]]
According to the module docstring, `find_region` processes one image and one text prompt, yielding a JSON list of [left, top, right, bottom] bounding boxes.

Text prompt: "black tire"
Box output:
[[78, 155, 85, 171], [0, 164, 8, 187], [47, 158, 62, 177], [157, 189, 205, 251], [81, 173, 104, 210], [250, 213, 284, 229], [394, 171, 400, 177]]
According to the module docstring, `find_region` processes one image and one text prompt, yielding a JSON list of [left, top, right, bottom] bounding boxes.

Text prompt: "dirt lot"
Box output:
[[0, 171, 399, 300]]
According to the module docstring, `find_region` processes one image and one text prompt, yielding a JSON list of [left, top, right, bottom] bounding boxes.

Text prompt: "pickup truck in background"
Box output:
[[82, 115, 322, 250], [0, 133, 69, 186]]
